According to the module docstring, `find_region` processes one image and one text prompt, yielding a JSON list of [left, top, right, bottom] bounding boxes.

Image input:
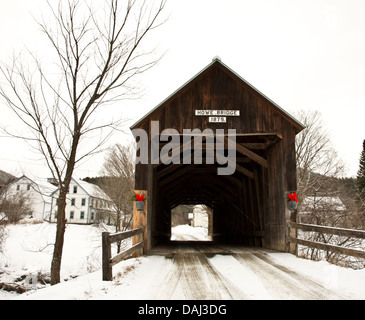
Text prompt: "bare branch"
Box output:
[[0, 0, 167, 284]]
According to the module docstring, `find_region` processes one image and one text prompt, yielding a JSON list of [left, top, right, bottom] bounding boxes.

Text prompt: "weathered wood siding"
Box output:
[[131, 59, 303, 252]]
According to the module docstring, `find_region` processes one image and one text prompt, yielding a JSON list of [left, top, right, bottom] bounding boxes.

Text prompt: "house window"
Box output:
[[81, 198, 86, 206], [73, 186, 77, 194], [80, 211, 85, 219], [70, 211, 74, 219], [27, 184, 31, 191], [91, 212, 94, 220], [71, 198, 76, 206], [16, 185, 20, 191]]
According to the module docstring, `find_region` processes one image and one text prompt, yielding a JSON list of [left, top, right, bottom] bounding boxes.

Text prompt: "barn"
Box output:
[[131, 57, 304, 253]]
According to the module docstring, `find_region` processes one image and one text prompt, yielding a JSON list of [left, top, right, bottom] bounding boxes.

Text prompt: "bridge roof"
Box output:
[[131, 57, 305, 134]]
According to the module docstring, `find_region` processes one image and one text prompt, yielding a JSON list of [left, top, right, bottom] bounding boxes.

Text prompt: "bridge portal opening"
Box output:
[[131, 59, 304, 253], [170, 204, 213, 241]]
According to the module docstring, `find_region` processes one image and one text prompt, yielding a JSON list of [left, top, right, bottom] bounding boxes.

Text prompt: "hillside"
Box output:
[[0, 170, 16, 185]]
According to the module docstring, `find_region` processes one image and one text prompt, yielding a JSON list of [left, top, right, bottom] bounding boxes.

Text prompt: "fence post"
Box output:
[[288, 210, 298, 255], [102, 232, 112, 281], [133, 190, 148, 252], [136, 227, 144, 257]]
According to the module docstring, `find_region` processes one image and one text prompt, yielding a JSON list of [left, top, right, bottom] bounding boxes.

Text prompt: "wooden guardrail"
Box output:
[[102, 226, 144, 281], [288, 222, 365, 259]]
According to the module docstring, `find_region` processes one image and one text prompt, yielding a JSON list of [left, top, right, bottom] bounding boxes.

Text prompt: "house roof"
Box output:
[[130, 57, 305, 132], [4, 175, 111, 203], [50, 178, 112, 202], [5, 175, 57, 202], [73, 178, 112, 202], [300, 196, 346, 212]]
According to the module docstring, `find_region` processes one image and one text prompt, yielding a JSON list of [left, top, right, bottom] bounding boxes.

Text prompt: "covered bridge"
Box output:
[[131, 58, 304, 253]]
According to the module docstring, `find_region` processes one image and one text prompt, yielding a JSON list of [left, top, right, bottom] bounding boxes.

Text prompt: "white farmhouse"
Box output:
[[49, 178, 114, 225], [3, 175, 57, 220]]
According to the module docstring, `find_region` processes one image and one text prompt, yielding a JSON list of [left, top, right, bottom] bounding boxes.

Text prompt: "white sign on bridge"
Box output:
[[195, 110, 240, 116], [209, 117, 227, 123]]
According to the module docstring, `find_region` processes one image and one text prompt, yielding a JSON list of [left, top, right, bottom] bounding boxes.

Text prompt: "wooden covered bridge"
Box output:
[[130, 58, 305, 253]]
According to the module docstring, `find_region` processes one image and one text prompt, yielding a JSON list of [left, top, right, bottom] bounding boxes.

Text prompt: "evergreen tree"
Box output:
[[357, 140, 365, 200]]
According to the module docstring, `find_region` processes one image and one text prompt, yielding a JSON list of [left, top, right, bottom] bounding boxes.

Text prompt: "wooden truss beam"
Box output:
[[231, 139, 268, 168]]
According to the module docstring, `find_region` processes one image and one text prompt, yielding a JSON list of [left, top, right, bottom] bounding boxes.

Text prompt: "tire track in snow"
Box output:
[[232, 252, 345, 299], [251, 252, 345, 299], [156, 251, 246, 300], [180, 253, 234, 300], [155, 253, 183, 300], [152, 245, 347, 300]]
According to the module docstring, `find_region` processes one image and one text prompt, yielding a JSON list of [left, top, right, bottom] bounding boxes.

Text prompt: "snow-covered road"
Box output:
[[17, 243, 364, 300], [146, 244, 346, 300]]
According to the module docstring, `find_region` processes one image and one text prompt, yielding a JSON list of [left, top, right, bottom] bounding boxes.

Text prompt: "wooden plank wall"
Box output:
[[132, 60, 302, 252]]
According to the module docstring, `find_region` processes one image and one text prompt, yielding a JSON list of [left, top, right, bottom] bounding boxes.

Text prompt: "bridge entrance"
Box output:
[[131, 58, 304, 253], [170, 204, 213, 242]]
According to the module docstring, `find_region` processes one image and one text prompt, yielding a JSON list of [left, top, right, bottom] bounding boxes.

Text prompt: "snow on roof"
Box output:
[[32, 178, 58, 195], [6, 175, 111, 202], [300, 196, 346, 212], [74, 178, 112, 202], [6, 175, 57, 201]]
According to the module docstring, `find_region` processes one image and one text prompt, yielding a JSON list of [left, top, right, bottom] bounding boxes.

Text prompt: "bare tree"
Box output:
[[100, 143, 135, 252], [0, 192, 32, 224], [0, 192, 32, 257], [0, 0, 167, 284], [0, 213, 6, 255], [295, 110, 345, 202], [298, 192, 363, 267], [294, 110, 364, 267]]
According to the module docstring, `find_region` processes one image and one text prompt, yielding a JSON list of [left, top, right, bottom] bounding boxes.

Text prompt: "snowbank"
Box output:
[[266, 251, 365, 299], [171, 224, 211, 241], [0, 222, 114, 299]]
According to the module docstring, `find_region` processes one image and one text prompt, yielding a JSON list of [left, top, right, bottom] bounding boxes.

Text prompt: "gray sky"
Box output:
[[0, 0, 364, 179]]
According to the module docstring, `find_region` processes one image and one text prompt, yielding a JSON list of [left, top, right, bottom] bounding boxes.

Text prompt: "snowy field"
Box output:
[[1, 222, 365, 300], [0, 221, 116, 299]]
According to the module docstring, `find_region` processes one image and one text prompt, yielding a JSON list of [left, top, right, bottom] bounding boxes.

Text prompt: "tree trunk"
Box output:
[[50, 190, 67, 285], [0, 0, 167, 286], [50, 131, 79, 285]]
